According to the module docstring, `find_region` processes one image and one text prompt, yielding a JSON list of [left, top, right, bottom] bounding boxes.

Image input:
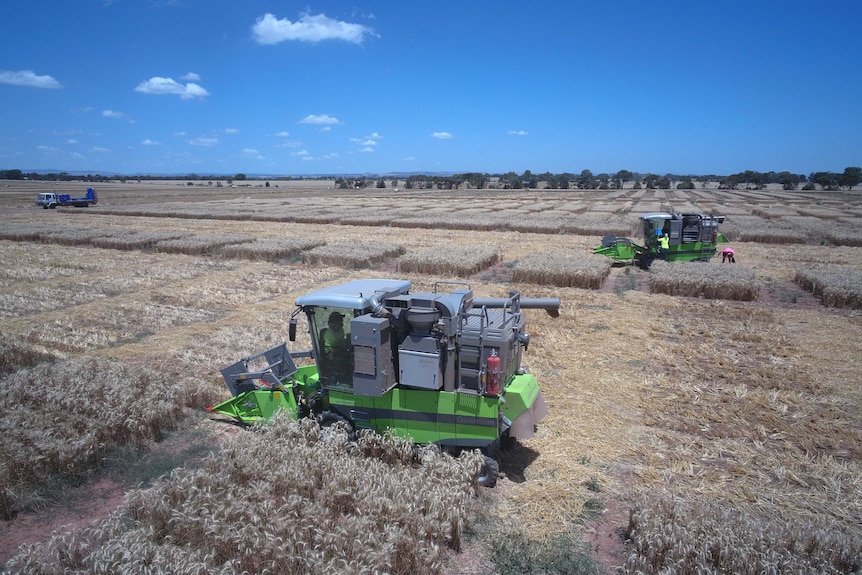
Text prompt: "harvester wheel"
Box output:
[[636, 254, 654, 270], [317, 410, 356, 441], [478, 455, 499, 488]]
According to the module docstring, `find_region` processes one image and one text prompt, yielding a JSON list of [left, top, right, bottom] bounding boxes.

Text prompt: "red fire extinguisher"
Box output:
[[486, 350, 501, 395]]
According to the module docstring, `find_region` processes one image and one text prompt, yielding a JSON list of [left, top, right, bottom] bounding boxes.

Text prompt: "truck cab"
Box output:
[[36, 193, 59, 209]]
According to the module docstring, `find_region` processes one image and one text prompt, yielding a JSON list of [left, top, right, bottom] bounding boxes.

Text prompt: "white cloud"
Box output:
[[291, 149, 310, 157], [225, 128, 239, 134], [181, 72, 201, 81], [89, 146, 111, 153], [299, 114, 341, 125], [242, 148, 265, 160], [350, 132, 382, 146], [404, 156, 416, 161], [507, 130, 528, 136], [189, 137, 219, 146], [276, 140, 303, 148], [102, 109, 125, 119], [359, 147, 374, 153], [275, 131, 291, 137], [0, 70, 61, 89], [66, 139, 78, 145], [36, 145, 59, 153], [135, 77, 210, 99], [252, 12, 376, 45], [431, 132, 452, 139], [141, 139, 159, 146]]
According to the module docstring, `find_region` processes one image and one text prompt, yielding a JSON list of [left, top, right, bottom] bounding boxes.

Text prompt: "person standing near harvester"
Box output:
[[721, 246, 736, 263], [658, 231, 670, 260]]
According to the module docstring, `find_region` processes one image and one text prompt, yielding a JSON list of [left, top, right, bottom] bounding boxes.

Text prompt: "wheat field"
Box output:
[[1, 181, 861, 574]]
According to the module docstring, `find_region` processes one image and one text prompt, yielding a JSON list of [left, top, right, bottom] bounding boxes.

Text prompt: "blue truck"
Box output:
[[36, 187, 98, 209]]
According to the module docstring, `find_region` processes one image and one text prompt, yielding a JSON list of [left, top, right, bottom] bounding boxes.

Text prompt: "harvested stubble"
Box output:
[[722, 215, 809, 244], [648, 260, 759, 300], [796, 206, 843, 219], [392, 213, 507, 232], [628, 300, 862, 573], [752, 206, 798, 218], [219, 237, 325, 261], [822, 226, 862, 247], [624, 495, 862, 574], [562, 212, 638, 237], [21, 302, 223, 352], [7, 416, 484, 575], [506, 214, 570, 234], [794, 266, 862, 309], [512, 252, 611, 289], [301, 240, 405, 268], [153, 233, 255, 255], [0, 356, 189, 520], [0, 223, 50, 242], [90, 230, 190, 250], [398, 245, 499, 276], [0, 335, 54, 377]]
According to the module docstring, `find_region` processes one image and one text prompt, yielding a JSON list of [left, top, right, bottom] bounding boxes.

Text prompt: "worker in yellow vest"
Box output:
[[658, 231, 670, 260]]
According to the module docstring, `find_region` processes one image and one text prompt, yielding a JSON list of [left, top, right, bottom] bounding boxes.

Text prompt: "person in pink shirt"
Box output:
[[721, 246, 736, 263]]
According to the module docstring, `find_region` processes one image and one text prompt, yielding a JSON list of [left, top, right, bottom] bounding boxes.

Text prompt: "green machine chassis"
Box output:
[[210, 361, 546, 449]]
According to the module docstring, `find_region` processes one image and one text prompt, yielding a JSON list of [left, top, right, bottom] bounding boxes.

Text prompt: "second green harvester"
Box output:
[[594, 212, 727, 268]]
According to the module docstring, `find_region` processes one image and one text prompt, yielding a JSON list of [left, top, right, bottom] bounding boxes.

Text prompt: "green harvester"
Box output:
[[594, 212, 727, 268], [209, 279, 559, 486]]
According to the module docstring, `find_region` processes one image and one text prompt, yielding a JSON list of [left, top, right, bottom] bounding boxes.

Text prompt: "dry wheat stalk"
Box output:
[[512, 252, 611, 289], [7, 415, 482, 574], [649, 260, 760, 301], [795, 266, 862, 309], [398, 245, 499, 276], [301, 240, 405, 268]]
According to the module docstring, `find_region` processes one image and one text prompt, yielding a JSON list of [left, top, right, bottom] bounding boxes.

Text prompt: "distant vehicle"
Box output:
[[594, 212, 727, 268], [36, 188, 98, 209]]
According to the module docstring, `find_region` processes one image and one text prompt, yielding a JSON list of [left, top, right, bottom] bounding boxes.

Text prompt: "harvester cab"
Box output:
[[209, 278, 561, 486], [594, 212, 727, 268]]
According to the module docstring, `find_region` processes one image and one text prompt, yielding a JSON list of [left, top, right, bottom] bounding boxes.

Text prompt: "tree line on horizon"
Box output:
[[1, 167, 859, 191]]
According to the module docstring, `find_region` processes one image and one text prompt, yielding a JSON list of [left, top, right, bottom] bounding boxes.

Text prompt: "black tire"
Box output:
[[317, 410, 356, 441], [636, 254, 654, 270], [478, 454, 499, 488]]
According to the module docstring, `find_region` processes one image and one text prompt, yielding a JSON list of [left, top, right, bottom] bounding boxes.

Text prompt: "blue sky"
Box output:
[[1, 1, 859, 176]]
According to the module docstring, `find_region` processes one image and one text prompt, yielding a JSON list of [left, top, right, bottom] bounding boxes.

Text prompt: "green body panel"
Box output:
[[592, 241, 641, 261], [210, 364, 322, 423], [212, 364, 544, 448], [501, 372, 541, 423], [665, 242, 718, 262], [329, 386, 501, 446], [210, 386, 298, 424]]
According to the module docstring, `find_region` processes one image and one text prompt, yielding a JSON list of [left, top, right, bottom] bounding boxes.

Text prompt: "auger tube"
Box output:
[[473, 297, 561, 317]]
